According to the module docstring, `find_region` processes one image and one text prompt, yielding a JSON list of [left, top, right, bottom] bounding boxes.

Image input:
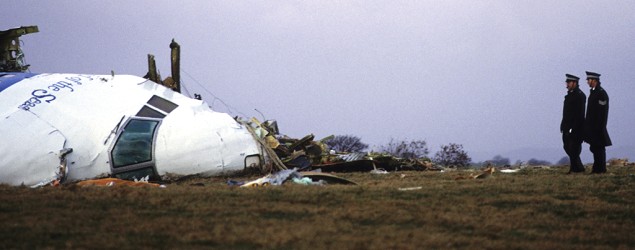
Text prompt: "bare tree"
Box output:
[[380, 138, 429, 159], [527, 158, 552, 166], [433, 143, 471, 167], [324, 135, 368, 153], [489, 155, 511, 166]]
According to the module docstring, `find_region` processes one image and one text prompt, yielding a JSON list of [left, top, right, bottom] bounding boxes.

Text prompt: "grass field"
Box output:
[[1, 165, 634, 249]]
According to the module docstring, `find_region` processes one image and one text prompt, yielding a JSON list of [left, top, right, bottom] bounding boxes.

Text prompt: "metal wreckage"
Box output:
[[227, 119, 442, 187], [0, 26, 439, 188]]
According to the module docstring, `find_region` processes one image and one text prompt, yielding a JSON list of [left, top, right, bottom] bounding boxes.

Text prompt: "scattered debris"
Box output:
[[370, 168, 389, 174], [241, 169, 301, 187], [299, 171, 358, 185], [455, 166, 496, 180], [292, 177, 321, 185], [238, 116, 445, 175], [238, 168, 357, 187], [76, 177, 165, 188], [608, 158, 631, 167]]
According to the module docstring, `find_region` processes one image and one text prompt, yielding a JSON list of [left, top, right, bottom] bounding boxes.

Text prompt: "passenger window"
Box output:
[[111, 119, 159, 168]]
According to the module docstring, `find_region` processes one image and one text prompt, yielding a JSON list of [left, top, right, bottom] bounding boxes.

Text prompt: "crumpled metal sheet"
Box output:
[[240, 168, 303, 187], [339, 152, 367, 162]]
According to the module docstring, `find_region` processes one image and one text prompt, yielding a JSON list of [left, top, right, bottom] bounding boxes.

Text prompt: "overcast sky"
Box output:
[[4, 1, 635, 163]]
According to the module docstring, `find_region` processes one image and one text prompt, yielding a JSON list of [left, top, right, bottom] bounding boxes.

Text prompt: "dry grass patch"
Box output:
[[1, 166, 634, 249]]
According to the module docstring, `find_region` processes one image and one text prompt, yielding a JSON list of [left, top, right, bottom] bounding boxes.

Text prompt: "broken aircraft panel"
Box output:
[[0, 26, 39, 72]]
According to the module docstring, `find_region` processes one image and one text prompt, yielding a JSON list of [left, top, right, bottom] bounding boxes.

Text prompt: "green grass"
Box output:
[[1, 166, 634, 249]]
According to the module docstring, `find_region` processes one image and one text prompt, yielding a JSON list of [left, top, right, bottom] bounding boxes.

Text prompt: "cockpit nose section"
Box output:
[[108, 95, 178, 181], [107, 94, 263, 181]]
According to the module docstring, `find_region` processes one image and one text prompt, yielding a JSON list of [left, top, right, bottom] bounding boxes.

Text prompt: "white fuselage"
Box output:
[[0, 73, 262, 186]]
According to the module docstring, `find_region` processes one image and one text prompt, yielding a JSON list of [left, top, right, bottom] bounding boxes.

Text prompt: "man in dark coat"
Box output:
[[584, 71, 612, 173], [561, 74, 586, 173]]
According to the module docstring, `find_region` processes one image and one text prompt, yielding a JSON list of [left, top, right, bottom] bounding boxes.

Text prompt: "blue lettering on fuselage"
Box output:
[[18, 75, 91, 111]]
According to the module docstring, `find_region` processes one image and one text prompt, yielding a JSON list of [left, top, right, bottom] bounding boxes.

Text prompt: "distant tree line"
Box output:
[[325, 135, 471, 167], [326, 135, 561, 168], [473, 154, 557, 167]]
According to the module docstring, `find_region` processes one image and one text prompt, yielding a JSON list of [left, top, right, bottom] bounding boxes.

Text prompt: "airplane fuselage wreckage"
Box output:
[[0, 72, 266, 187], [0, 26, 266, 187], [1, 26, 436, 187]]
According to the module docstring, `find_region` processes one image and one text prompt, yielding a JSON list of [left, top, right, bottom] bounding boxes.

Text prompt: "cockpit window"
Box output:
[[111, 119, 159, 168], [109, 96, 175, 180], [136, 106, 166, 118], [135, 95, 178, 119], [147, 95, 178, 113]]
